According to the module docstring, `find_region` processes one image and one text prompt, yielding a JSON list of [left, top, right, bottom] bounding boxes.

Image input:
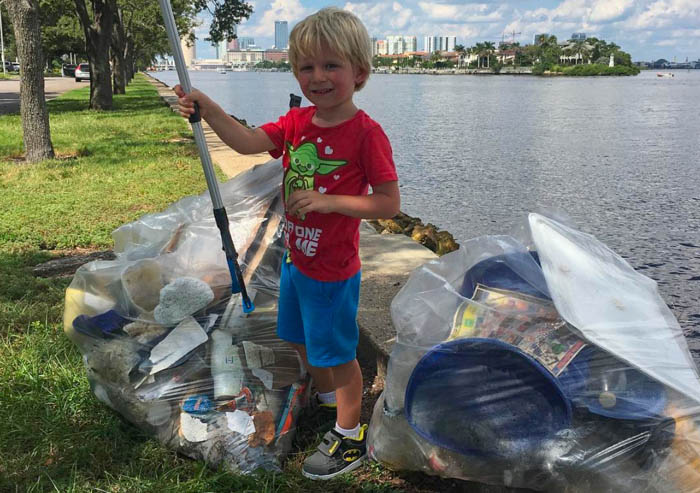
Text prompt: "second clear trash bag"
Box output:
[[368, 213, 700, 492], [63, 160, 310, 473]]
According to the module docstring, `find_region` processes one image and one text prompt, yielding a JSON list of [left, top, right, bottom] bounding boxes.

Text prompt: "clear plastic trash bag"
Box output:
[[63, 160, 310, 473], [368, 213, 700, 492]]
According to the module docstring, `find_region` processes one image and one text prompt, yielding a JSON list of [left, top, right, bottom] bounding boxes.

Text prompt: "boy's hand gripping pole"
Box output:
[[158, 0, 254, 313]]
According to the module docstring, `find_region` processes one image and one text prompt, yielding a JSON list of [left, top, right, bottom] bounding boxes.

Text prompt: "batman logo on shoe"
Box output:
[[343, 448, 361, 462]]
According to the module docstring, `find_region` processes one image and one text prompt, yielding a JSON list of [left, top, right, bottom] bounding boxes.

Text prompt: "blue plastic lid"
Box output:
[[405, 338, 571, 458], [558, 346, 667, 420], [460, 251, 550, 300]]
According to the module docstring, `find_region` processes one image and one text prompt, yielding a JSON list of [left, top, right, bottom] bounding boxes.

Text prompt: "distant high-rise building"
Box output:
[[376, 40, 388, 56], [571, 32, 586, 41], [370, 37, 378, 57], [238, 37, 255, 50], [275, 21, 289, 49], [423, 35, 456, 53], [386, 35, 418, 54], [386, 35, 402, 55], [215, 40, 227, 60], [226, 25, 239, 51], [405, 36, 417, 53], [181, 33, 196, 66]]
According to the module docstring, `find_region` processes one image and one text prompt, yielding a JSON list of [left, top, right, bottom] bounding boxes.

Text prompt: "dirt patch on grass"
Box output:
[[32, 248, 115, 278]]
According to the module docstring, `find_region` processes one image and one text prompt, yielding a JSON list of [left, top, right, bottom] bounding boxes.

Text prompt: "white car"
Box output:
[[74, 63, 90, 82]]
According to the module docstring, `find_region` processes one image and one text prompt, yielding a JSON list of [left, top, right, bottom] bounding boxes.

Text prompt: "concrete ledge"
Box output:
[[358, 223, 437, 376]]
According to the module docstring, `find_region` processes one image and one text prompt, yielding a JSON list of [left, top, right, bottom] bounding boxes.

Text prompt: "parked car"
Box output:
[[2, 61, 12, 72], [62, 63, 77, 77], [74, 63, 90, 82], [11, 62, 19, 72]]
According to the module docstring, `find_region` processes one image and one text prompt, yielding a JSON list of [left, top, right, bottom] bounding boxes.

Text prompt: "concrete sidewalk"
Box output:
[[0, 77, 88, 115], [145, 73, 437, 373]]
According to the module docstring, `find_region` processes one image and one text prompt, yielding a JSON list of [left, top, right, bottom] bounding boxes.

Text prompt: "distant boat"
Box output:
[[657, 72, 674, 78], [219, 68, 227, 74]]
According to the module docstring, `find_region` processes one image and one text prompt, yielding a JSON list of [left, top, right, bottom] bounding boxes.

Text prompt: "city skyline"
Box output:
[[194, 0, 699, 62]]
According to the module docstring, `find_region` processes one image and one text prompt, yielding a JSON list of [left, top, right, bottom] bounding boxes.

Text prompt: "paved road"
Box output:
[[0, 77, 88, 114]]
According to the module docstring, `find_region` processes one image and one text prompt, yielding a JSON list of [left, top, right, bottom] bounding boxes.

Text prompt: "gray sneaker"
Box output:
[[301, 424, 368, 480]]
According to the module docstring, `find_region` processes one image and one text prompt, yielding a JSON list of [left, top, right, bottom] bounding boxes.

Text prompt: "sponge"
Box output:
[[154, 277, 214, 325]]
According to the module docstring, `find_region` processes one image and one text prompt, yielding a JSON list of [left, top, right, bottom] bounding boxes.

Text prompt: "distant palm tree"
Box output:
[[484, 41, 496, 68], [573, 40, 589, 64], [455, 44, 466, 68], [474, 42, 485, 68]]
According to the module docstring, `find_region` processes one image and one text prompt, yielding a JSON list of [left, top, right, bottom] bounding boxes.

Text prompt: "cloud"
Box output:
[[624, 0, 700, 30], [589, 0, 634, 23], [416, 2, 505, 23], [657, 39, 678, 46], [344, 2, 414, 33], [240, 0, 311, 38]]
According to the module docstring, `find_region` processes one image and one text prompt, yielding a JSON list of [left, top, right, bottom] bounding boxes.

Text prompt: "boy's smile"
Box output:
[[296, 46, 367, 126]]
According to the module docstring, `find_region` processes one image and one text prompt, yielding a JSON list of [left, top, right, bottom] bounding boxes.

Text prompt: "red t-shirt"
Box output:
[[261, 106, 397, 281]]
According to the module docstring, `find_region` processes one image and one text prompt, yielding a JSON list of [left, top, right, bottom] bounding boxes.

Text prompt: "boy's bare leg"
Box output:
[[332, 358, 362, 429], [290, 343, 335, 393]]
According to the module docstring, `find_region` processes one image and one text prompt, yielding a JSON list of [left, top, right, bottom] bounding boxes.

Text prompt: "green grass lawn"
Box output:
[[0, 75, 459, 493]]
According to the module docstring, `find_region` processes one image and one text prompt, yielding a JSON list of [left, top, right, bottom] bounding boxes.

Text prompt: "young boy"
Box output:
[[175, 7, 399, 480]]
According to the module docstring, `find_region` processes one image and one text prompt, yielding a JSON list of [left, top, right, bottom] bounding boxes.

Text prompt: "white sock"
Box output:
[[334, 422, 360, 439], [318, 390, 336, 405]]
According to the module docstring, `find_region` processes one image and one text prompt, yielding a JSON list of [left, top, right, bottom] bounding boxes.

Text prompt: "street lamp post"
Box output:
[[0, 1, 6, 75]]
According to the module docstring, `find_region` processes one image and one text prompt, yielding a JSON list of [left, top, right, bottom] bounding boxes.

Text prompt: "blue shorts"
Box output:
[[277, 258, 361, 368]]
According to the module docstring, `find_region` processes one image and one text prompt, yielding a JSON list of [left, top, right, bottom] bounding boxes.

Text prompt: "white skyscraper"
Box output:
[[385, 35, 418, 55], [216, 40, 227, 60], [404, 36, 417, 53], [386, 35, 403, 55], [181, 33, 196, 67], [424, 35, 457, 53]]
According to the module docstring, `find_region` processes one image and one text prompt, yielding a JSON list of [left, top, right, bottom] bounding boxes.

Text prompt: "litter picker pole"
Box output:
[[158, 0, 254, 313]]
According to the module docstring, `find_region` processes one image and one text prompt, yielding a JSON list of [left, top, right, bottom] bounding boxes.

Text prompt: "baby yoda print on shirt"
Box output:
[[260, 107, 398, 281], [283, 140, 347, 257], [284, 141, 347, 204]]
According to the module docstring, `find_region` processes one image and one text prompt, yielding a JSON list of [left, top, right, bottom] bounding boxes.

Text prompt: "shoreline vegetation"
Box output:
[[243, 64, 641, 76], [368, 62, 640, 76], [247, 35, 642, 77]]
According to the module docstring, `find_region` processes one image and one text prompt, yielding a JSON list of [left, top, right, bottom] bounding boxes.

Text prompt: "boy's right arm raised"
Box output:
[[174, 85, 275, 155]]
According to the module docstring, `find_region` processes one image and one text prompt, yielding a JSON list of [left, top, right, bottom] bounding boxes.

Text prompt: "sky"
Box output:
[[194, 0, 700, 62]]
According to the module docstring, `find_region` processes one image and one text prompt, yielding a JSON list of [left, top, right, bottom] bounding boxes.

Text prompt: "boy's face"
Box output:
[[295, 45, 367, 120]]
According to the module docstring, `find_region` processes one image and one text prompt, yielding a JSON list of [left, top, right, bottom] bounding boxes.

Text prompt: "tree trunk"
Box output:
[[125, 37, 134, 83], [111, 5, 126, 94], [5, 0, 54, 162], [74, 0, 114, 110]]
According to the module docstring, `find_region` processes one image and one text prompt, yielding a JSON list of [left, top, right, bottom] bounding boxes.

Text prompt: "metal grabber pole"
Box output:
[[158, 0, 254, 313]]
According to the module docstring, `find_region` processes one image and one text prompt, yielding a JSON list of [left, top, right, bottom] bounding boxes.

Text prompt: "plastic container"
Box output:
[[404, 338, 572, 458]]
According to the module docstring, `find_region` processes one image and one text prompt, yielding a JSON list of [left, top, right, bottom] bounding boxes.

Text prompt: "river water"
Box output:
[[150, 70, 700, 362]]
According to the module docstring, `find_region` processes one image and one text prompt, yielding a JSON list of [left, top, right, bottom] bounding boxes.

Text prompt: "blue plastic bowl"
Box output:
[[459, 251, 550, 300], [405, 338, 572, 458]]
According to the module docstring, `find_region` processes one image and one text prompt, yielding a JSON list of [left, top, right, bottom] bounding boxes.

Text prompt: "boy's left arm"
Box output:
[[287, 181, 400, 219]]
